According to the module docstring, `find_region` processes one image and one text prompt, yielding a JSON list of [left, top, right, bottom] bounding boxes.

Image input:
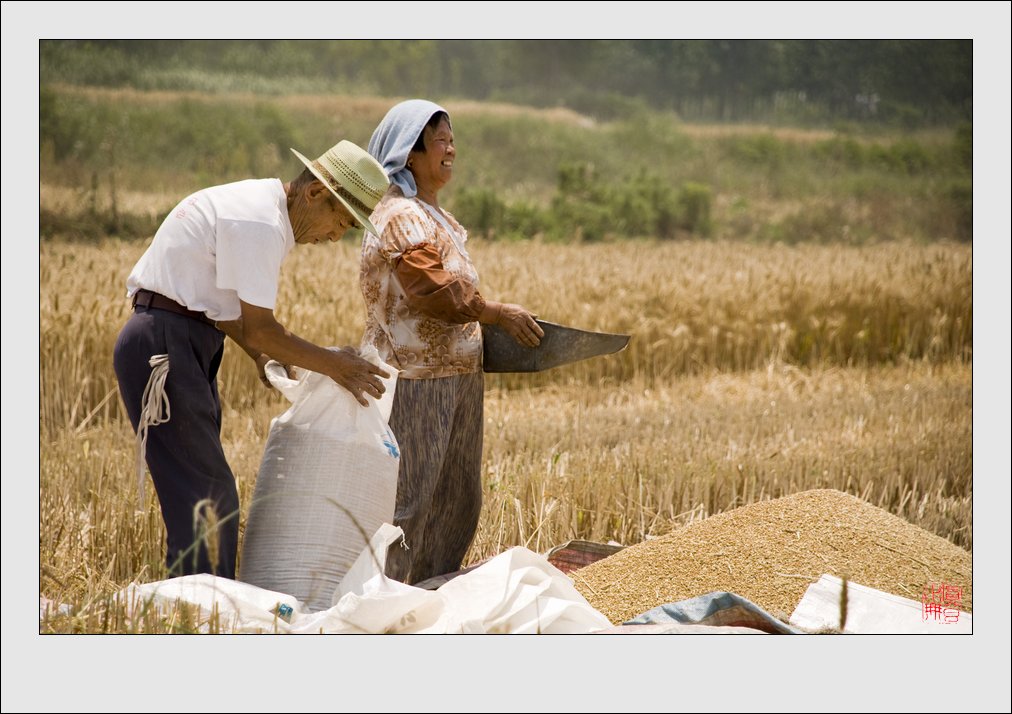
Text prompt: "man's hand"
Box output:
[[324, 348, 390, 407], [232, 301, 388, 406], [254, 353, 295, 389]]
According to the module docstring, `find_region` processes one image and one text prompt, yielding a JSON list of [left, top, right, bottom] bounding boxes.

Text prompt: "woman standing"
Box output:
[[361, 99, 543, 585]]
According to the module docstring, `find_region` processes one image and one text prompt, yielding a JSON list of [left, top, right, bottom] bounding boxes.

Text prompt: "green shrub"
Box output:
[[676, 182, 713, 237], [723, 134, 788, 168], [39, 93, 300, 179], [759, 204, 863, 245], [814, 137, 866, 169], [953, 122, 972, 171], [947, 179, 972, 242], [455, 188, 506, 238], [880, 100, 924, 130], [561, 89, 651, 122], [41, 41, 139, 87], [502, 201, 548, 239], [866, 141, 934, 175], [888, 140, 933, 174]]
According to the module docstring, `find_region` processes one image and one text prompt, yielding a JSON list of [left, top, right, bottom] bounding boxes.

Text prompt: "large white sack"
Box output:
[[238, 347, 399, 611]]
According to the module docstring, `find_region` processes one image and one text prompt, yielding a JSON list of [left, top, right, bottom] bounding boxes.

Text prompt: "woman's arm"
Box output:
[[394, 242, 485, 323], [395, 242, 543, 347]]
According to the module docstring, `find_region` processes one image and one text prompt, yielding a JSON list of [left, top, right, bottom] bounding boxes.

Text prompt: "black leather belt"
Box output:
[[132, 289, 217, 328]]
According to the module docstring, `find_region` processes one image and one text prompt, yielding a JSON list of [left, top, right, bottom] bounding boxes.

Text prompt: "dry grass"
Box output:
[[40, 183, 179, 222], [39, 238, 971, 431], [38, 237, 971, 632], [473, 362, 971, 560]]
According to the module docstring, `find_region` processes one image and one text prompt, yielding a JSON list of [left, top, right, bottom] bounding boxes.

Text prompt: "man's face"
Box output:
[[294, 188, 360, 245]]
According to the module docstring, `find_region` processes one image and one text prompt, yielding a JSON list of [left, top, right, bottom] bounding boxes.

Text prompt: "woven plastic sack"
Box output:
[[238, 347, 399, 611], [625, 591, 800, 633]]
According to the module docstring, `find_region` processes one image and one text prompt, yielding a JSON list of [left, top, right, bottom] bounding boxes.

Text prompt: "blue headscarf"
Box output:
[[367, 99, 450, 198]]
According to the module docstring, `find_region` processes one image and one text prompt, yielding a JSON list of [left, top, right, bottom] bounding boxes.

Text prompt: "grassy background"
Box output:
[[41, 86, 971, 244]]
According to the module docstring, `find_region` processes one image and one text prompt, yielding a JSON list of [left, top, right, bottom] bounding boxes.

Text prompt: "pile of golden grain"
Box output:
[[572, 489, 972, 625]]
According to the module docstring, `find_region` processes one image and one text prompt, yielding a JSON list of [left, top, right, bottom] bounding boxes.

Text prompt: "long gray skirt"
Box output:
[[385, 371, 484, 585]]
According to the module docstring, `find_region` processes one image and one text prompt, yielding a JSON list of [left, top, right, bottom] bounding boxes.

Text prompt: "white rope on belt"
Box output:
[[136, 354, 170, 508]]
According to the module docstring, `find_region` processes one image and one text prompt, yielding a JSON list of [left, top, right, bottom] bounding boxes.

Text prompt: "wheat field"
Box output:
[[38, 237, 972, 632]]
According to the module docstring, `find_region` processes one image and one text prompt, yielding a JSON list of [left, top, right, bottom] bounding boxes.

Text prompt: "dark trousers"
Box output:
[[113, 305, 238, 578], [385, 372, 484, 585]]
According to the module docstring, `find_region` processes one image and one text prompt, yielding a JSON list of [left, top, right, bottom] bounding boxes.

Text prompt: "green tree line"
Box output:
[[41, 40, 971, 127]]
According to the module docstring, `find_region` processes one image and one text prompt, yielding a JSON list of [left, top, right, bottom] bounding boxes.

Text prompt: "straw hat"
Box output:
[[291, 140, 389, 235]]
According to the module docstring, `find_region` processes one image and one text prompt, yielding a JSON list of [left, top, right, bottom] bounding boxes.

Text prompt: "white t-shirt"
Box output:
[[126, 178, 295, 321]]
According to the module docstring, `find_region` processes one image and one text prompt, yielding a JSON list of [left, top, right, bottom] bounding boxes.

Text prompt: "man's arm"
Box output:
[[220, 300, 389, 406], [215, 317, 283, 388]]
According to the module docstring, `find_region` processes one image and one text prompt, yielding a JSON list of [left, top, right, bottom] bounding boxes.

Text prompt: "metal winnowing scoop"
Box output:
[[481, 319, 631, 373]]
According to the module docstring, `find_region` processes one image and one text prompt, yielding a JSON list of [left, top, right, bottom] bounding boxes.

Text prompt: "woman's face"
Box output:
[[408, 117, 455, 196]]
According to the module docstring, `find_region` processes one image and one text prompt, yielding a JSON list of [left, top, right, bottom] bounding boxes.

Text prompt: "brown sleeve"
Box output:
[[394, 242, 486, 324]]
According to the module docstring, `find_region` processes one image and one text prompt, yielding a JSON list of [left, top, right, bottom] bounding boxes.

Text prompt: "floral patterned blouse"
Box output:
[[360, 186, 486, 379]]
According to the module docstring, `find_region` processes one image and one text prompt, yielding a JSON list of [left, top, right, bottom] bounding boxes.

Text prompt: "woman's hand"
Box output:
[[485, 302, 544, 347]]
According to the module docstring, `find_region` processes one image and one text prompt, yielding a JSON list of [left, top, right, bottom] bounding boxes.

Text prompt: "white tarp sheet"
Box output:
[[789, 573, 972, 634], [117, 523, 613, 634]]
